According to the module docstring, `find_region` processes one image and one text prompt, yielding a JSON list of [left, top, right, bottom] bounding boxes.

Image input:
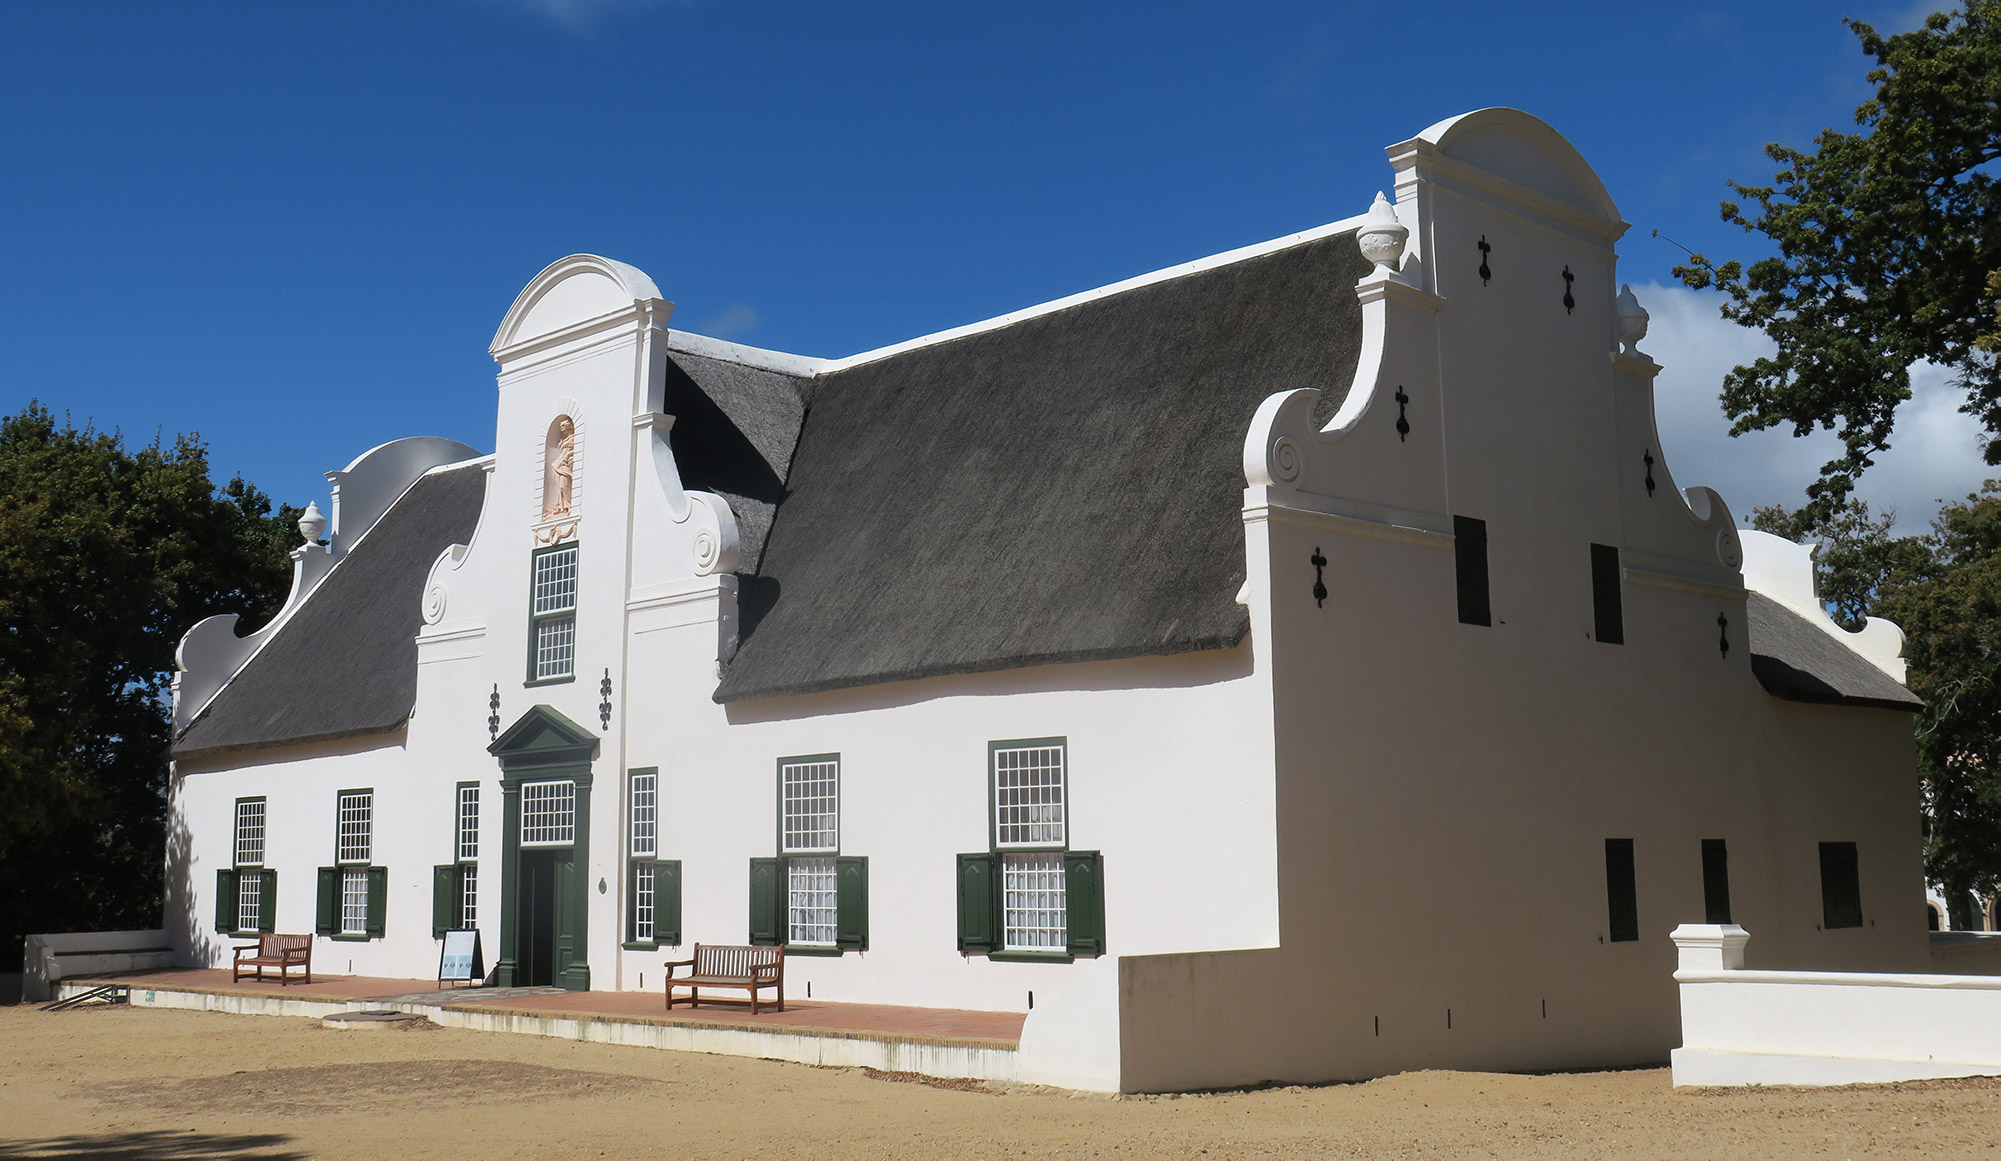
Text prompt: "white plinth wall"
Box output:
[[1671, 924, 2001, 1086]]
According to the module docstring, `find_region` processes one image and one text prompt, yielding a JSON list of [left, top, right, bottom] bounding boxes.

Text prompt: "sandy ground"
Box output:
[[1, 1004, 1997, 1160]]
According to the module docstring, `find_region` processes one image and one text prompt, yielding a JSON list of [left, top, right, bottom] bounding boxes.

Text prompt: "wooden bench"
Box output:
[[663, 944, 784, 1014], [232, 933, 313, 985]]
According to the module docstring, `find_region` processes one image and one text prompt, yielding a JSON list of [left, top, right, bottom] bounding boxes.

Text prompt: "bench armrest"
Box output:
[[279, 948, 310, 963], [751, 963, 781, 980], [662, 958, 695, 973], [232, 944, 261, 957]]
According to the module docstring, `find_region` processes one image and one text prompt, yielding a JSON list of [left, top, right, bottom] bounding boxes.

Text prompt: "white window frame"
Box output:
[[234, 798, 266, 868], [459, 864, 478, 929], [992, 739, 1070, 953], [779, 757, 839, 856], [632, 861, 655, 943], [457, 783, 479, 862], [993, 742, 1066, 850], [336, 789, 372, 865], [520, 780, 577, 847], [778, 755, 840, 947], [786, 856, 838, 947], [340, 867, 369, 936], [629, 769, 657, 858], [455, 782, 479, 927], [529, 544, 579, 681]]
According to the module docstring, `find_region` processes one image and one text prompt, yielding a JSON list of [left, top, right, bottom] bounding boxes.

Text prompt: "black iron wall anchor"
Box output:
[[1311, 548, 1328, 608], [599, 669, 614, 730], [1477, 236, 1492, 285], [1717, 613, 1730, 658], [1562, 266, 1576, 314], [1394, 386, 1411, 442], [1643, 449, 1657, 497], [487, 685, 500, 741]]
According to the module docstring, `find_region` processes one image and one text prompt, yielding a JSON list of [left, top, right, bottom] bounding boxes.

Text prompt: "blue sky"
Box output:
[[1, 0, 1980, 531]]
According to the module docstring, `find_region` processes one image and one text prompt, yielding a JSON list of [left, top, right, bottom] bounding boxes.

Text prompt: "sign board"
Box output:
[[438, 929, 483, 986]]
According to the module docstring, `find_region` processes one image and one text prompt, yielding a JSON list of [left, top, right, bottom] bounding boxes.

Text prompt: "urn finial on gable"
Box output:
[[1357, 191, 1409, 273], [1616, 283, 1650, 356], [297, 501, 328, 545]]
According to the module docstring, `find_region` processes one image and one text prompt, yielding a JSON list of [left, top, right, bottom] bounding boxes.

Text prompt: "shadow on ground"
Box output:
[[0, 1131, 305, 1160]]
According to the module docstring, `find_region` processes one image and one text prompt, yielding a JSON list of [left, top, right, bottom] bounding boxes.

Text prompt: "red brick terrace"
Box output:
[[74, 967, 1025, 1050]]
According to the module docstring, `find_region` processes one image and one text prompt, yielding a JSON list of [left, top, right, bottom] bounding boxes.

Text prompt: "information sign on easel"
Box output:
[[438, 928, 483, 987]]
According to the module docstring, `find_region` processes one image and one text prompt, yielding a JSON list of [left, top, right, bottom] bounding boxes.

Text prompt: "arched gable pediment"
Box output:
[[490, 254, 664, 356]]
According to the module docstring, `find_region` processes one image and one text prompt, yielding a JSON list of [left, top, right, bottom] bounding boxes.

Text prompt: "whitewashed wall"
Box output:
[[1116, 109, 1928, 1092], [167, 111, 1927, 1096]]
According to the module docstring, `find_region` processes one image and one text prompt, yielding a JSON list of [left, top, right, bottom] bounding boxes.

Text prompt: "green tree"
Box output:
[[1677, 2, 2001, 520], [0, 403, 298, 973], [1759, 492, 2001, 926]]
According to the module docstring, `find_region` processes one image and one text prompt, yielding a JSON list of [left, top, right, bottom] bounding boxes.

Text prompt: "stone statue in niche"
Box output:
[[543, 416, 575, 519]]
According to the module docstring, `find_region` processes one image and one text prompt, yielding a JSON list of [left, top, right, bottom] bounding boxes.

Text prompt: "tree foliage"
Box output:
[[1678, 2, 2001, 520], [1756, 490, 2001, 926], [0, 403, 297, 970]]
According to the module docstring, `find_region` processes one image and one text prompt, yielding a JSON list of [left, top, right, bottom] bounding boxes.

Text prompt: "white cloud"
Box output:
[[1638, 281, 1990, 534], [696, 304, 759, 341]]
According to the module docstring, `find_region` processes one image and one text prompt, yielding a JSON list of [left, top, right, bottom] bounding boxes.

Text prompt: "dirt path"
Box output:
[[1, 1004, 1996, 1160]]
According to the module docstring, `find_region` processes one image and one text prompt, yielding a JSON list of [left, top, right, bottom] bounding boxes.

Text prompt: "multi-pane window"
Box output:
[[749, 756, 865, 952], [781, 760, 838, 854], [1001, 852, 1067, 951], [630, 770, 657, 858], [994, 743, 1068, 951], [337, 790, 372, 864], [957, 738, 1104, 959], [779, 758, 840, 945], [457, 785, 480, 861], [235, 799, 266, 867], [341, 869, 370, 936], [229, 796, 272, 932], [626, 768, 679, 947], [521, 780, 576, 846], [530, 545, 579, 681], [459, 783, 479, 928], [433, 783, 481, 938], [319, 789, 383, 941], [633, 862, 655, 942], [224, 798, 270, 935], [459, 864, 478, 929], [787, 857, 838, 946], [994, 745, 1065, 848]]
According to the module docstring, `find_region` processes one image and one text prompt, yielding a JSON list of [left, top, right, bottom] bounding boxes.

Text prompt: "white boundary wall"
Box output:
[[1672, 924, 2001, 1086], [22, 930, 175, 1003]]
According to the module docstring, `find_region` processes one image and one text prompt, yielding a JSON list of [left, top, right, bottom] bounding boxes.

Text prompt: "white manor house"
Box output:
[[165, 109, 1931, 1092]]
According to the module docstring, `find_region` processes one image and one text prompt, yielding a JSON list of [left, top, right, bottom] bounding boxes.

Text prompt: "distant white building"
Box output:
[[166, 108, 1929, 1093]]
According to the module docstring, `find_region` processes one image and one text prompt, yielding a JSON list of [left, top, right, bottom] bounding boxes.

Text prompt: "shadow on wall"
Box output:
[[0, 1131, 305, 1161], [162, 807, 221, 970]]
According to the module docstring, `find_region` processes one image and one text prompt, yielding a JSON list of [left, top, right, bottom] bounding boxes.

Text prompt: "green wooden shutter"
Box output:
[[1064, 850, 1105, 956], [956, 852, 997, 954], [365, 866, 389, 939], [748, 857, 783, 945], [1605, 839, 1639, 943], [214, 869, 239, 933], [432, 865, 457, 939], [1591, 543, 1624, 644], [258, 870, 278, 934], [835, 856, 869, 951], [315, 867, 338, 935], [658, 859, 682, 947], [1701, 839, 1732, 925]]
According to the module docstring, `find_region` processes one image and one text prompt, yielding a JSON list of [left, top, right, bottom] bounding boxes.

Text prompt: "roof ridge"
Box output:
[[668, 212, 1371, 380]]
